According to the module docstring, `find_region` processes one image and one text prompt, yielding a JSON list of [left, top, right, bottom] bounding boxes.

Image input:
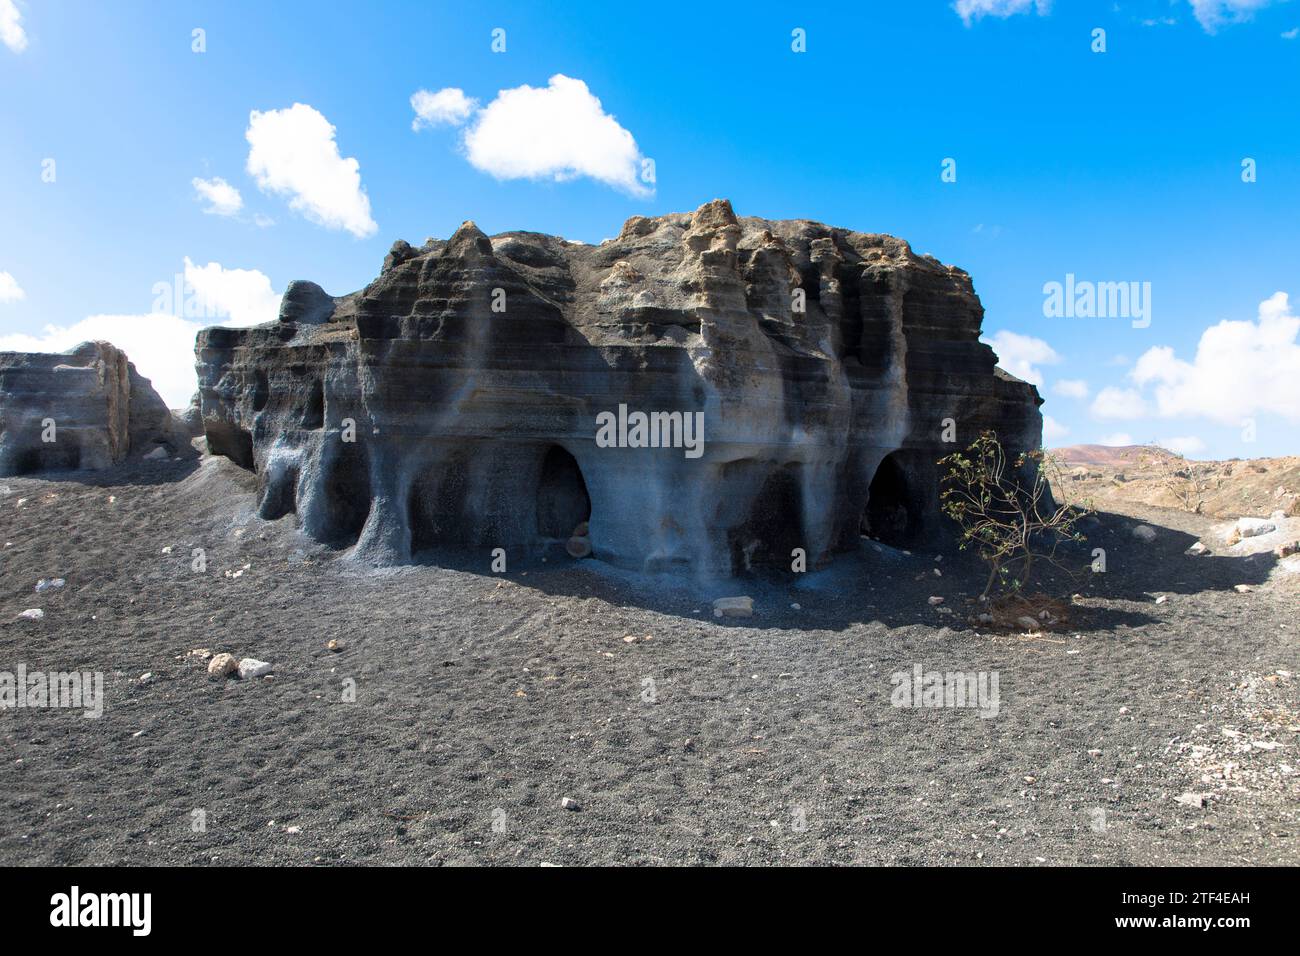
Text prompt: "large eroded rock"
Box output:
[[196, 200, 1043, 575], [0, 341, 190, 475]]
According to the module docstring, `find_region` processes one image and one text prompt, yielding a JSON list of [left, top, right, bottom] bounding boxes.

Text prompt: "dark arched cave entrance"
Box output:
[[863, 451, 920, 547], [536, 446, 591, 539], [728, 461, 804, 573]]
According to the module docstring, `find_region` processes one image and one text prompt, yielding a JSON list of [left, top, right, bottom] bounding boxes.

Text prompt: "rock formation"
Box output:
[[196, 200, 1043, 575], [0, 341, 191, 476]]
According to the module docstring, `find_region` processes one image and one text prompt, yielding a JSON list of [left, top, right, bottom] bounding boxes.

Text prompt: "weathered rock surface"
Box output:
[[197, 200, 1042, 576], [0, 341, 191, 475]]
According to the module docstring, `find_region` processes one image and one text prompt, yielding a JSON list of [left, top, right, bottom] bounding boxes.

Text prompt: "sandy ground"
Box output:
[[1, 456, 1297, 866]]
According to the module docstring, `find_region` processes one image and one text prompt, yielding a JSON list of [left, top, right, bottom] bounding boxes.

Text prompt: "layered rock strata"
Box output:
[[0, 341, 190, 475], [196, 200, 1043, 575]]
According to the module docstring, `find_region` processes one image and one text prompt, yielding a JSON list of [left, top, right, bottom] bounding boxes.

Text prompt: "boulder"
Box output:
[[207, 653, 239, 679], [196, 201, 1044, 576], [0, 341, 191, 476]]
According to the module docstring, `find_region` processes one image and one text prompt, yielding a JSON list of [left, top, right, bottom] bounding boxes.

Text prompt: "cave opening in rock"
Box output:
[[14, 442, 81, 474], [863, 451, 919, 546], [728, 461, 804, 573], [535, 446, 590, 539], [322, 441, 371, 546], [301, 380, 324, 429]]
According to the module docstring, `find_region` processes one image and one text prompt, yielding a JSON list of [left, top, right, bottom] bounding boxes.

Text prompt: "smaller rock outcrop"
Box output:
[[0, 341, 191, 476]]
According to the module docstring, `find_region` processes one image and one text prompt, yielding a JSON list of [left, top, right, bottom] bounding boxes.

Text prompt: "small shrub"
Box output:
[[940, 431, 1092, 599]]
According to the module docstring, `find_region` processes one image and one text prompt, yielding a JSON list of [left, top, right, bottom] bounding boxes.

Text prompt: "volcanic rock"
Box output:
[[0, 341, 191, 476], [196, 201, 1043, 576]]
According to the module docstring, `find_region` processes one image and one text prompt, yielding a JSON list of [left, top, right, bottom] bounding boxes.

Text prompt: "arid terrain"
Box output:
[[1, 450, 1297, 866]]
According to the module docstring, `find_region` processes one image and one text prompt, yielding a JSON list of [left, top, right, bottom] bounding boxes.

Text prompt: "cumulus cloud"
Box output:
[[0, 270, 24, 303], [0, 313, 210, 409], [182, 257, 280, 327], [1189, 0, 1278, 32], [1, 0, 27, 54], [1161, 435, 1208, 457], [410, 88, 478, 130], [1091, 386, 1149, 420], [1130, 291, 1300, 424], [1042, 415, 1069, 442], [0, 260, 280, 408], [415, 75, 650, 197], [246, 103, 377, 238], [1098, 432, 1134, 447], [1052, 378, 1089, 399], [191, 176, 244, 217], [981, 330, 1060, 386], [954, 0, 1051, 26]]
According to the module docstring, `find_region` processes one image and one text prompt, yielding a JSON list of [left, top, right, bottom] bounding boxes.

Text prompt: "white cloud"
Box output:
[[0, 261, 280, 408], [1098, 432, 1134, 447], [1052, 378, 1089, 399], [1131, 291, 1300, 424], [410, 88, 478, 130], [1042, 415, 1069, 442], [1160, 435, 1208, 457], [981, 329, 1060, 386], [0, 313, 205, 408], [246, 103, 377, 238], [182, 257, 280, 328], [0, 269, 24, 303], [1283, 26, 1298, 38], [1189, 0, 1278, 32], [0, 0, 27, 54], [954, 0, 1051, 26], [1091, 386, 1149, 420], [191, 176, 244, 217], [457, 74, 650, 197]]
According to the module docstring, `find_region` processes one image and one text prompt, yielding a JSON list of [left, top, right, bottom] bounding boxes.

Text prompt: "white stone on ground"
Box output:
[[712, 596, 753, 618], [17, 608, 43, 620], [238, 658, 273, 679], [1132, 525, 1157, 542]]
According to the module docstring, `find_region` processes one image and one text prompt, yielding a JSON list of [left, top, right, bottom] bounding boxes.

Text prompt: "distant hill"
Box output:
[[1047, 445, 1300, 519], [1049, 444, 1179, 469]]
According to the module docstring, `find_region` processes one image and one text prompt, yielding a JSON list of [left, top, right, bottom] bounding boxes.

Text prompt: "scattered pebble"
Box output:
[[561, 797, 581, 811], [927, 596, 944, 606], [1175, 792, 1209, 809], [327, 639, 343, 652], [1131, 524, 1157, 542], [17, 608, 43, 621], [34, 578, 65, 592]]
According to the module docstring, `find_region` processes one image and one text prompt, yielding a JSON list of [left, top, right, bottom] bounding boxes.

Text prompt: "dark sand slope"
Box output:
[[1, 457, 1296, 866]]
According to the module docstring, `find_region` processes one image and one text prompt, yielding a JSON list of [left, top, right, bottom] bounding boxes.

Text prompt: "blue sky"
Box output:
[[1, 0, 1298, 457]]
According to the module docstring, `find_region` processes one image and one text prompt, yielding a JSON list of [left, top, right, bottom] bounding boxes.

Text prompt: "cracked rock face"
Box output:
[[196, 200, 1042, 576], [0, 341, 190, 476]]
